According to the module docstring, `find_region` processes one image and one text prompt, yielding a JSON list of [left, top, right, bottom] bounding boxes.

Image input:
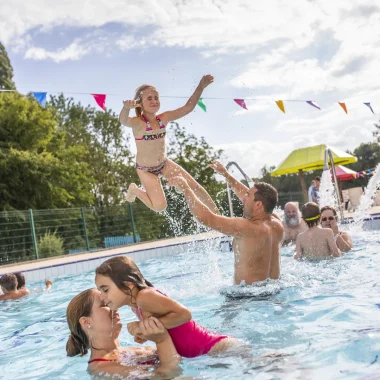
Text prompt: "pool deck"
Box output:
[[0, 231, 224, 275]]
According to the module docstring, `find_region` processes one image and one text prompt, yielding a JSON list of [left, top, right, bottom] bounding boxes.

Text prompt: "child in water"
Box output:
[[119, 75, 220, 214], [95, 256, 235, 358]]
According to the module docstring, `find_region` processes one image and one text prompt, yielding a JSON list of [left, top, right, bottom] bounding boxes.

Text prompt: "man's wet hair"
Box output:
[[315, 176, 321, 182], [0, 273, 18, 292], [254, 182, 278, 214], [301, 202, 321, 227]]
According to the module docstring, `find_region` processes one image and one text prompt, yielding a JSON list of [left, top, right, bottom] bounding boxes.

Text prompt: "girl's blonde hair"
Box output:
[[133, 84, 157, 117]]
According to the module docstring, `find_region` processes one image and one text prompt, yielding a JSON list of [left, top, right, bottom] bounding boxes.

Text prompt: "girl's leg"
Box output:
[[126, 170, 167, 212], [162, 159, 220, 215], [207, 337, 244, 356]]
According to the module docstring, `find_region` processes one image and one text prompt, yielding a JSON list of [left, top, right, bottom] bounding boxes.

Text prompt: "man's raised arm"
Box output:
[[209, 161, 249, 203], [168, 176, 251, 238]]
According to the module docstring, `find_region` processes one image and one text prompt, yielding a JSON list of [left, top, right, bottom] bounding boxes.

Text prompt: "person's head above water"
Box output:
[[13, 272, 26, 289], [283, 202, 301, 227], [66, 288, 122, 357], [320, 206, 338, 228], [0, 273, 18, 293], [95, 256, 153, 310], [243, 182, 278, 219], [133, 84, 159, 118], [301, 202, 321, 228]]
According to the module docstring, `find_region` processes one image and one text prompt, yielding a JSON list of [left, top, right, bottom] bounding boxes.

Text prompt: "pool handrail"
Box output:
[[323, 148, 345, 221], [225, 161, 253, 217]]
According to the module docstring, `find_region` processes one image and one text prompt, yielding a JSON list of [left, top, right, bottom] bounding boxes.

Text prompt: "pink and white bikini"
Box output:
[[135, 114, 167, 176], [132, 288, 228, 358]]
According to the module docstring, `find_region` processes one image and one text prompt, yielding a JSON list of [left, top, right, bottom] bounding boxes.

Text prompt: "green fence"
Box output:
[[0, 203, 171, 265]]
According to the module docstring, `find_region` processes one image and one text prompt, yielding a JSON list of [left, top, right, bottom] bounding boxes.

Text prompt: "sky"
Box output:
[[1, 0, 379, 177]]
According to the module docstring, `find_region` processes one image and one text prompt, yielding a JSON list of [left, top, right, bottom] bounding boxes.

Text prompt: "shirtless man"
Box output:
[[0, 273, 29, 300], [320, 206, 353, 252], [295, 202, 341, 260], [282, 202, 307, 245], [168, 161, 284, 285]]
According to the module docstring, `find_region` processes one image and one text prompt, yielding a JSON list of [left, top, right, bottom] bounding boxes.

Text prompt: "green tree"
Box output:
[[48, 94, 135, 208], [0, 42, 16, 90], [0, 92, 94, 211]]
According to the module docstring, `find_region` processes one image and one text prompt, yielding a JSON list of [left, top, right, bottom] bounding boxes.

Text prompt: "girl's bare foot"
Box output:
[[125, 183, 138, 202]]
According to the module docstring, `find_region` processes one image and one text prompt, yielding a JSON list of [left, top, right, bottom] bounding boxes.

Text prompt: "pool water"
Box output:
[[1, 231, 380, 379]]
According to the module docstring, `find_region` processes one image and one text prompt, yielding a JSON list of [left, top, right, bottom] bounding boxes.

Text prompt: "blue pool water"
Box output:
[[1, 231, 380, 379]]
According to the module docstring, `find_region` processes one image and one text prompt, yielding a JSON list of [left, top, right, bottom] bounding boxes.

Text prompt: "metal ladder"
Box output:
[[225, 161, 253, 217]]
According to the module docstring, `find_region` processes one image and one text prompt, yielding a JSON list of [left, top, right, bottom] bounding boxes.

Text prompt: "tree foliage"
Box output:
[[0, 42, 16, 90]]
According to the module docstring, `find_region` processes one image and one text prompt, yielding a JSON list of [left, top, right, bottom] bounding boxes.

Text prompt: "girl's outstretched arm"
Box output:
[[119, 100, 142, 128], [161, 75, 213, 122], [137, 288, 192, 329]]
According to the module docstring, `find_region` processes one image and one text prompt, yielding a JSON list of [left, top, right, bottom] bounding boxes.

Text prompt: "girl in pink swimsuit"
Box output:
[[95, 256, 233, 358], [118, 75, 220, 215]]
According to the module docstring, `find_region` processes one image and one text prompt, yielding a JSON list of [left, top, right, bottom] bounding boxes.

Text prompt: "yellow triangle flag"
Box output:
[[275, 100, 285, 113]]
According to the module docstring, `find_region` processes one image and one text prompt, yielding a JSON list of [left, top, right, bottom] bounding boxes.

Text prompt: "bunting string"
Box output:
[[0, 89, 377, 115]]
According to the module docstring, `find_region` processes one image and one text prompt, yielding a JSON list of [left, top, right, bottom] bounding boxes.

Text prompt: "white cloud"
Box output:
[[24, 41, 90, 62], [1, 0, 378, 178]]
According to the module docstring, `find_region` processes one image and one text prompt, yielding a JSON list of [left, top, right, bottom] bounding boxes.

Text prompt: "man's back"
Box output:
[[233, 216, 284, 285], [296, 227, 341, 260]]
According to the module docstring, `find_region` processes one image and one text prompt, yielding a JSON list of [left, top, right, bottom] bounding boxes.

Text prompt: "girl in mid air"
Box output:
[[119, 75, 220, 213]]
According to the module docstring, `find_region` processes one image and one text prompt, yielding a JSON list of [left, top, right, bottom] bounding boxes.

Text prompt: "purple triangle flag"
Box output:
[[306, 100, 321, 110], [233, 99, 248, 110], [364, 102, 374, 114]]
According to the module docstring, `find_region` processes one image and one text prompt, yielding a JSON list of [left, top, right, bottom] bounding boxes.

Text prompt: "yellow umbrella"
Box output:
[[271, 144, 357, 203]]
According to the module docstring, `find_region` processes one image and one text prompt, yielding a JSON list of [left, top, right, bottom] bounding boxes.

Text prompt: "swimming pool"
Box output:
[[1, 231, 379, 379]]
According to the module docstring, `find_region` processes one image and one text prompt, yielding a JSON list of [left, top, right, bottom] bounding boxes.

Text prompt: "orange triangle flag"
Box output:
[[338, 102, 347, 114], [275, 100, 285, 113]]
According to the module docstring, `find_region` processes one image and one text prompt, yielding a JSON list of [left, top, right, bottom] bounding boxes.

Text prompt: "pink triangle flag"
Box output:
[[306, 100, 321, 110], [92, 94, 106, 111], [233, 99, 248, 110], [338, 102, 347, 114]]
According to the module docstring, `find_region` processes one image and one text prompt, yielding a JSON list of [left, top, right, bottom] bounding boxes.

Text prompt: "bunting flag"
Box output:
[[32, 92, 47, 107], [1, 89, 379, 117], [275, 100, 285, 113], [306, 100, 321, 110], [338, 102, 348, 114], [92, 94, 106, 111], [197, 98, 207, 112], [364, 102, 374, 114], [233, 98, 248, 110]]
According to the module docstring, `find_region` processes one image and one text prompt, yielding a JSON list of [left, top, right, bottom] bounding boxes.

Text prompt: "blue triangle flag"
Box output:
[[32, 92, 47, 107], [363, 102, 374, 114]]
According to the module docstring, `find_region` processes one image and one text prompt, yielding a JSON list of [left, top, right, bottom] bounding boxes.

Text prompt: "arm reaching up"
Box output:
[[210, 160, 249, 203], [161, 75, 214, 122]]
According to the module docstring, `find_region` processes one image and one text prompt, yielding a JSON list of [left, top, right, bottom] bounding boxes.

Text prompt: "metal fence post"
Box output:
[[81, 207, 90, 251], [128, 203, 137, 243], [28, 209, 39, 260]]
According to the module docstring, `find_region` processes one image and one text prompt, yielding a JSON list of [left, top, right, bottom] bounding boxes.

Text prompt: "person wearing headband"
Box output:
[[294, 202, 341, 260]]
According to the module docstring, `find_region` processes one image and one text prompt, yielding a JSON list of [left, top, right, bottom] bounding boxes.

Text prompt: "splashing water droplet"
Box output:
[[110, 310, 114, 338]]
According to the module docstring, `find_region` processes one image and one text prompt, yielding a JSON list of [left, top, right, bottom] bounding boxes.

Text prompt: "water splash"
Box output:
[[319, 169, 339, 211], [352, 163, 380, 229], [110, 310, 114, 338]]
